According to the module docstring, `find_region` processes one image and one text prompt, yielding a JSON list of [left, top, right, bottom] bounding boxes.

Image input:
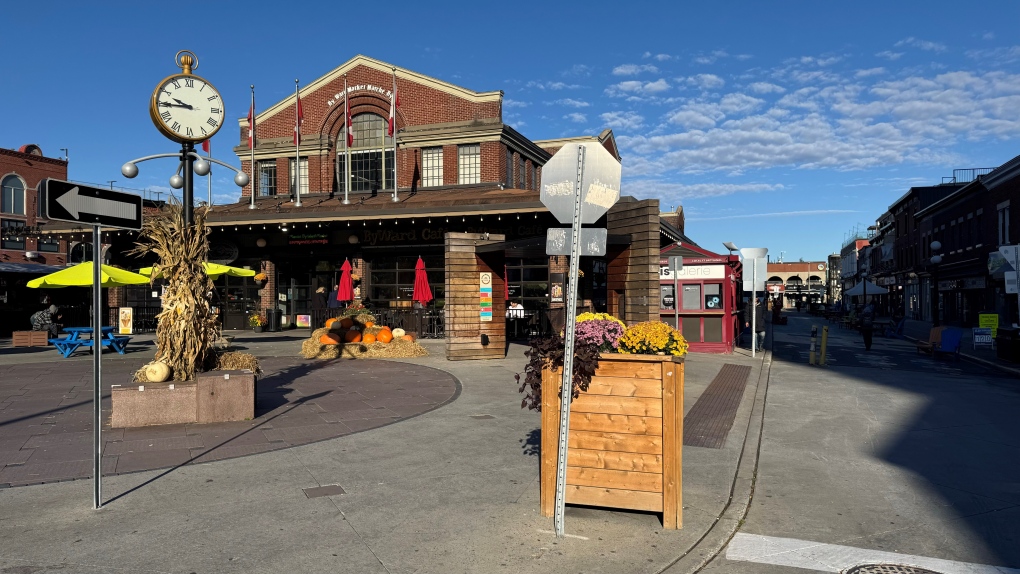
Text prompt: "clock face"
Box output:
[[150, 73, 224, 143]]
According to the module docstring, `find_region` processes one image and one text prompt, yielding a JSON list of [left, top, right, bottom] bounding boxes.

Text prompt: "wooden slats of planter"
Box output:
[[541, 353, 684, 529]]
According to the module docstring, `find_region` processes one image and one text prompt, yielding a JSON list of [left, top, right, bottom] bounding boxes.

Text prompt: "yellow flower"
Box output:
[[618, 321, 688, 356]]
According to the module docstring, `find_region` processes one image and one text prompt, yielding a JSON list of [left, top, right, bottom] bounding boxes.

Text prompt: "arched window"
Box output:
[[2, 175, 25, 215], [337, 113, 395, 193]]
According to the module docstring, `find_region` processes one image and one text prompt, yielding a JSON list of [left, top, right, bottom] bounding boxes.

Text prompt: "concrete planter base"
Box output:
[[111, 370, 256, 428]]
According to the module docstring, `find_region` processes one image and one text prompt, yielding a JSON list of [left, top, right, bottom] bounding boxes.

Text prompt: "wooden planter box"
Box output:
[[541, 353, 685, 528]]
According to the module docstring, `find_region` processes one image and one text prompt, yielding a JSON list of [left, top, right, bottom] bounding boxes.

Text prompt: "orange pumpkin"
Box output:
[[376, 329, 393, 344], [362, 333, 377, 344], [402, 334, 415, 342], [319, 333, 339, 345], [339, 317, 354, 329], [363, 321, 375, 328], [343, 330, 362, 343], [324, 317, 338, 329]]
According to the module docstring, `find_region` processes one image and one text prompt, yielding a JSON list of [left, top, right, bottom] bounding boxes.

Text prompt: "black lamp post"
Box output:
[[930, 240, 942, 326]]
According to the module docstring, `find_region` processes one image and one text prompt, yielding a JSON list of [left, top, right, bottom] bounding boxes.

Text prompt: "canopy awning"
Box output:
[[844, 280, 889, 297]]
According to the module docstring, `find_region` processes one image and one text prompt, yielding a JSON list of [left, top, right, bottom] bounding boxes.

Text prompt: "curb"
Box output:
[[659, 330, 773, 574], [903, 335, 1020, 378]]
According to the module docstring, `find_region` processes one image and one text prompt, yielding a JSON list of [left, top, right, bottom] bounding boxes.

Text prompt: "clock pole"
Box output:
[[182, 141, 195, 226]]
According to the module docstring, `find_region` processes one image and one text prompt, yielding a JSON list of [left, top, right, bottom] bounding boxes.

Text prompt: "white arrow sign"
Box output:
[[56, 186, 137, 220]]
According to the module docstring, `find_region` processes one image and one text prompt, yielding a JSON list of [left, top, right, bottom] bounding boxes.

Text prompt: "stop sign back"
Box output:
[[540, 142, 622, 225]]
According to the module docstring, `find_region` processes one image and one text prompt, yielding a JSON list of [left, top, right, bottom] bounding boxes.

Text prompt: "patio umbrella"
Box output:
[[504, 264, 509, 301], [26, 262, 151, 288], [844, 279, 888, 297], [138, 262, 256, 280], [336, 259, 354, 303], [412, 257, 433, 305]]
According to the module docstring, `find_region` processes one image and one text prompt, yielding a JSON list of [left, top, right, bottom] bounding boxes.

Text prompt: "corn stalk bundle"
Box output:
[[129, 204, 218, 381]]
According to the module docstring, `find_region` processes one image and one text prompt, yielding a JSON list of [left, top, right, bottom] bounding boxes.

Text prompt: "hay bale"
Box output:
[[215, 351, 261, 374]]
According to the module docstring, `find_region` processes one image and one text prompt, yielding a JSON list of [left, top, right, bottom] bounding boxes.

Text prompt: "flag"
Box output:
[[345, 77, 353, 147], [201, 140, 210, 153], [294, 92, 303, 145], [247, 93, 256, 150], [388, 72, 400, 136]]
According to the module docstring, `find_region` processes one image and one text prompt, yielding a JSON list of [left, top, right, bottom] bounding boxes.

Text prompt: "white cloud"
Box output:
[[748, 82, 785, 94], [613, 64, 659, 75], [983, 31, 996, 40], [503, 99, 529, 108], [526, 81, 581, 90], [895, 37, 947, 52], [624, 180, 785, 200], [600, 111, 645, 131], [876, 51, 904, 60], [605, 78, 672, 98], [692, 50, 731, 65], [549, 98, 590, 108], [855, 67, 886, 78], [564, 64, 592, 77], [564, 113, 587, 123], [683, 74, 725, 90], [687, 209, 859, 221]]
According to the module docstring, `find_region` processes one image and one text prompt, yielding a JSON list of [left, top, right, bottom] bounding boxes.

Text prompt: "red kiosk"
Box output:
[[659, 243, 742, 353]]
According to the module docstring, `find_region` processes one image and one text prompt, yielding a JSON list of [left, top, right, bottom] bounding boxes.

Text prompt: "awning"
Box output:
[[0, 262, 66, 274]]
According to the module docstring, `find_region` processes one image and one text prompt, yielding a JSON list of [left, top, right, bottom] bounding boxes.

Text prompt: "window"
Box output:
[[422, 147, 443, 187], [2, 175, 25, 215], [369, 254, 444, 308], [289, 157, 309, 196], [505, 149, 513, 187], [458, 144, 480, 185], [337, 113, 395, 192], [998, 201, 1010, 246], [1, 219, 26, 250], [518, 156, 525, 189], [682, 284, 702, 310], [505, 257, 550, 308], [258, 161, 277, 196], [37, 180, 47, 218], [531, 163, 537, 191], [38, 236, 60, 253]]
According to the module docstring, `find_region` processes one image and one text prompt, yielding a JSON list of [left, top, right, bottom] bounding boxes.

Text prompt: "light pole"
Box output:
[[929, 240, 943, 326]]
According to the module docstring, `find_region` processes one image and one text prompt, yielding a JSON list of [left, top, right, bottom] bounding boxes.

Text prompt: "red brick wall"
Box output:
[[0, 148, 69, 266]]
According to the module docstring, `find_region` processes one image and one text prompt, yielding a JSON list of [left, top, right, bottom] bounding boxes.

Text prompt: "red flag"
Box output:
[[294, 93, 303, 145], [345, 96, 353, 147], [388, 73, 399, 136], [201, 140, 210, 153], [247, 95, 256, 150]]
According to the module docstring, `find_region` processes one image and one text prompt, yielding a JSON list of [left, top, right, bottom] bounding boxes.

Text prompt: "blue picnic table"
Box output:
[[49, 327, 131, 358]]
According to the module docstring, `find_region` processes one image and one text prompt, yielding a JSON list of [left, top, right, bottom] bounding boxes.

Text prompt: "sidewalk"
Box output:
[[900, 318, 1020, 377], [0, 330, 771, 574]]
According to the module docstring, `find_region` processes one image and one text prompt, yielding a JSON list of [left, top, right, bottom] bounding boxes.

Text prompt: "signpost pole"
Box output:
[[672, 257, 682, 332], [751, 260, 757, 358], [554, 145, 586, 538], [92, 223, 102, 509]]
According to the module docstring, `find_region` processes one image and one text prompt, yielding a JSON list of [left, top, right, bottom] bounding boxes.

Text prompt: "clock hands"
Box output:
[[158, 99, 195, 110], [172, 97, 194, 110]]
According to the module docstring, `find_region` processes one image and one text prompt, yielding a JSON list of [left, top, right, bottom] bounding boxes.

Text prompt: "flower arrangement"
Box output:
[[340, 302, 371, 317], [248, 313, 266, 327], [618, 321, 689, 356], [253, 272, 268, 282], [575, 312, 626, 353], [350, 272, 361, 282]]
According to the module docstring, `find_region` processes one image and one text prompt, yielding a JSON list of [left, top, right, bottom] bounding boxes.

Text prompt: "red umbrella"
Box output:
[[412, 257, 433, 305], [504, 264, 509, 301], [337, 259, 354, 303]]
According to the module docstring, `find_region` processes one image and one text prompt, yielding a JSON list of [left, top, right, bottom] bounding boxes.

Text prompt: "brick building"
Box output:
[[764, 261, 828, 308]]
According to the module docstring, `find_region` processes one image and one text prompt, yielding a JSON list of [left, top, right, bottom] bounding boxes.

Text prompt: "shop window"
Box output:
[[258, 161, 277, 196], [289, 157, 309, 196], [2, 175, 25, 215], [681, 316, 700, 343], [505, 148, 513, 188], [660, 284, 676, 310], [682, 284, 701, 310], [704, 316, 722, 342], [1, 218, 26, 250], [369, 254, 444, 308], [518, 155, 526, 189], [458, 144, 480, 185], [998, 201, 1010, 246], [37, 180, 47, 218], [422, 147, 443, 187], [38, 236, 60, 253], [530, 163, 537, 191], [704, 283, 722, 309], [506, 256, 550, 308], [338, 113, 395, 192]]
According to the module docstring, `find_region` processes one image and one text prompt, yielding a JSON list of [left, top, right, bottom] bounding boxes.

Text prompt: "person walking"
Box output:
[[860, 300, 875, 351], [743, 298, 767, 352]]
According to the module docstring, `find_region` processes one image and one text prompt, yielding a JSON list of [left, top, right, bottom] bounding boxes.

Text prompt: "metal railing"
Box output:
[[309, 308, 446, 339]]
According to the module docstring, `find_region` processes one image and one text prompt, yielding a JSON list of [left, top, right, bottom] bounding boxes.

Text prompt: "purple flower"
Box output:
[[574, 319, 625, 352]]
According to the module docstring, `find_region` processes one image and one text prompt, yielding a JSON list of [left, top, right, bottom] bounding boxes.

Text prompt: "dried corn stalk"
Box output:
[[129, 203, 218, 381]]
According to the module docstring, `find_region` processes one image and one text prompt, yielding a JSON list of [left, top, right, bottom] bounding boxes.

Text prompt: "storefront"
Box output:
[[658, 244, 741, 353]]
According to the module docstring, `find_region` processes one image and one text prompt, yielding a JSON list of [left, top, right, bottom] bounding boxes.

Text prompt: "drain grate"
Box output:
[[845, 565, 944, 574], [470, 414, 495, 420]]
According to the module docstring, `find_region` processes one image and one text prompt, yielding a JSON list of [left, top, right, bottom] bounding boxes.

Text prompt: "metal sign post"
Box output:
[[739, 248, 768, 358], [671, 256, 683, 331], [91, 224, 102, 509]]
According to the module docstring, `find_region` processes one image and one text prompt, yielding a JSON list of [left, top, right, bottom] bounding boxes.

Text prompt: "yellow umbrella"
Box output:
[[138, 262, 256, 280], [27, 262, 151, 288]]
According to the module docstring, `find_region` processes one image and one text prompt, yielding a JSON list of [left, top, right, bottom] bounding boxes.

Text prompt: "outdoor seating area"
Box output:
[[48, 326, 131, 358]]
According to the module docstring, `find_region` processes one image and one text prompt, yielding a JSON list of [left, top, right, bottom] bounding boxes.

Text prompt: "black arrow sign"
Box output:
[[45, 179, 143, 230]]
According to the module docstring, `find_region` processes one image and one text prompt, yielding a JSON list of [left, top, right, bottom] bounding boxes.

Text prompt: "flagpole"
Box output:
[[294, 79, 302, 207], [344, 74, 352, 205], [249, 85, 256, 210], [207, 140, 212, 206], [392, 68, 399, 203]]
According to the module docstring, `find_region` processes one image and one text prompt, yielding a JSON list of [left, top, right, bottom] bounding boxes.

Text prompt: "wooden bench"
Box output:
[[916, 326, 948, 355], [12, 331, 50, 347]]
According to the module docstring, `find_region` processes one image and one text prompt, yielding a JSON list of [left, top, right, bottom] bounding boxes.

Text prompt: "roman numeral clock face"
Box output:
[[150, 74, 224, 143]]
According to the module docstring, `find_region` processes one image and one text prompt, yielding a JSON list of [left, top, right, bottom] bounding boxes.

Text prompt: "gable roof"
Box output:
[[534, 129, 621, 161], [246, 55, 503, 127]]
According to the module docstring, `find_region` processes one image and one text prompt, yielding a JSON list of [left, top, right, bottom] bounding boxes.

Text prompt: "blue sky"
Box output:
[[5, 1, 1020, 261]]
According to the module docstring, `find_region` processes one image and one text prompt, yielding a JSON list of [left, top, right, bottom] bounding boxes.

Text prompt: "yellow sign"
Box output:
[[978, 313, 999, 330], [118, 307, 133, 335]]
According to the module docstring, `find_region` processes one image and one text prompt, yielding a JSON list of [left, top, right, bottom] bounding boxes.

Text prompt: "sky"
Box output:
[[5, 1, 1020, 262]]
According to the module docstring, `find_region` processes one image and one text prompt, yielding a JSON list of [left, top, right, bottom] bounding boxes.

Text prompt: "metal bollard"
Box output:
[[820, 325, 829, 366], [809, 325, 818, 365]]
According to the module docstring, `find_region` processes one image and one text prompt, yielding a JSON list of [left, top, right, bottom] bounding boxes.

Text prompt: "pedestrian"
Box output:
[[743, 297, 767, 352], [312, 286, 328, 311], [327, 284, 341, 308], [30, 305, 62, 338], [860, 300, 875, 351]]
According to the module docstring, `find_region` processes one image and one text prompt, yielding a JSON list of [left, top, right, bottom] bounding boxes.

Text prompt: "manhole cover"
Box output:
[[844, 565, 944, 574]]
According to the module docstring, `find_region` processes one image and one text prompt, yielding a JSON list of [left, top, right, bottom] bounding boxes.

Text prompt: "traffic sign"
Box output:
[[540, 143, 622, 225], [46, 179, 143, 230], [1006, 271, 1019, 295], [546, 228, 607, 256], [1000, 245, 1020, 269]]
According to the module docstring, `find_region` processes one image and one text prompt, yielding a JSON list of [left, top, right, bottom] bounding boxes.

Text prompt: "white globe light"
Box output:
[[930, 240, 941, 251], [234, 172, 250, 187], [169, 174, 184, 189], [256, 238, 267, 248], [193, 159, 210, 176], [121, 162, 138, 178], [931, 255, 942, 265]]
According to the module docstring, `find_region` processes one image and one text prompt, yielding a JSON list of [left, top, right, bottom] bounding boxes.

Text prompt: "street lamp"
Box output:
[[929, 240, 943, 326], [723, 241, 739, 255]]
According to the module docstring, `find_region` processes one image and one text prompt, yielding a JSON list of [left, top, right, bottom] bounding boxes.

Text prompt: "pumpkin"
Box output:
[[402, 335, 415, 342], [391, 328, 406, 338], [343, 330, 362, 343], [362, 333, 377, 344], [324, 317, 338, 329], [339, 317, 354, 329], [320, 333, 340, 345], [376, 329, 393, 344], [363, 321, 375, 328], [144, 361, 170, 382]]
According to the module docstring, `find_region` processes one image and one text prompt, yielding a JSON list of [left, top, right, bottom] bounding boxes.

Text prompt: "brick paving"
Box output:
[[0, 355, 459, 487], [682, 363, 751, 449]]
